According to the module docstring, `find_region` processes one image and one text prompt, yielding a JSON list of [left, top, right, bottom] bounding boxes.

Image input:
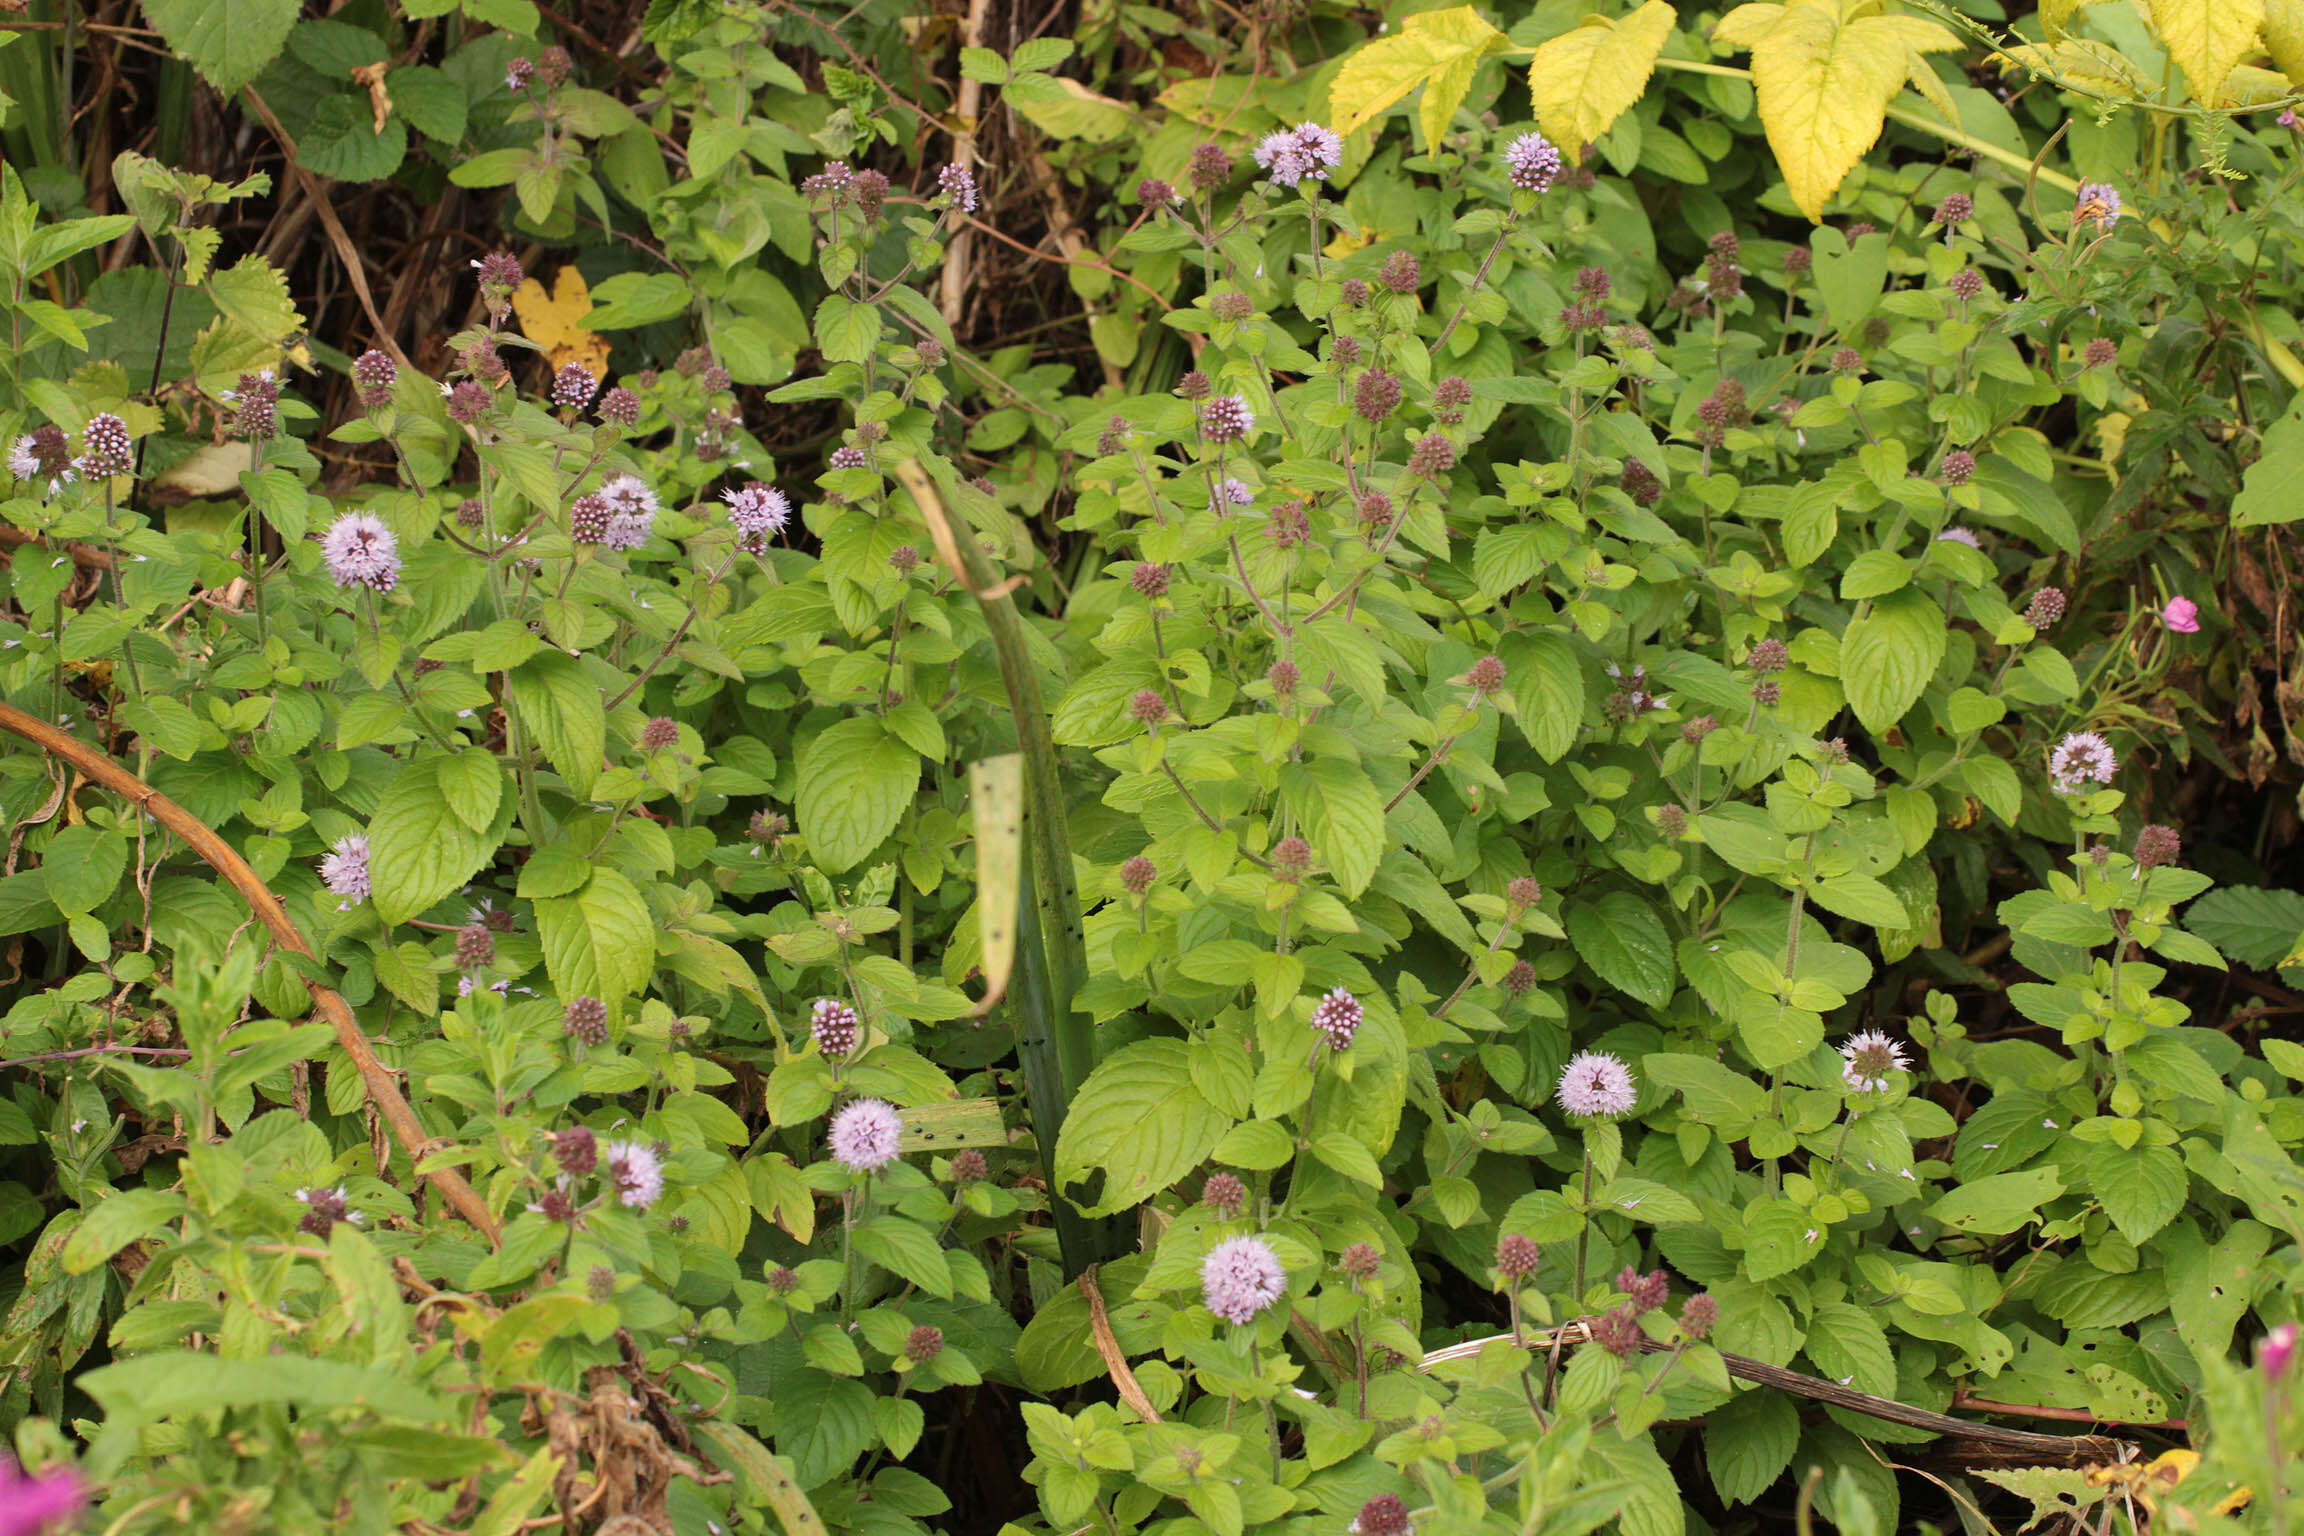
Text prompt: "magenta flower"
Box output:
[[2263, 1322, 2297, 1380], [936, 163, 979, 214], [829, 1098, 903, 1172], [2161, 595, 2200, 634], [320, 512, 401, 592], [0, 1458, 85, 1536], [1310, 987, 1363, 1050], [1201, 1234, 1287, 1323], [1555, 1051, 1636, 1118]]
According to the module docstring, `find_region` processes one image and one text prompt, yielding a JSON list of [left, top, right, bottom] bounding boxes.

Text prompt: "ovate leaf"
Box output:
[[795, 718, 919, 873], [142, 0, 301, 95], [1713, 0, 1963, 220], [1841, 586, 1946, 732], [1567, 890, 1676, 1006], [1529, 1, 1678, 158], [368, 759, 498, 924], [1053, 1039, 1229, 1217], [536, 867, 654, 1003], [1329, 6, 1509, 145]]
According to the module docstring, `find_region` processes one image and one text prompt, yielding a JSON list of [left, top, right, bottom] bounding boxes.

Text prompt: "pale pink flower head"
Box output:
[[2160, 595, 2200, 634], [828, 1097, 903, 1172], [321, 512, 401, 592], [319, 833, 371, 905], [1934, 526, 1980, 548], [1503, 131, 1562, 193], [1310, 987, 1362, 1050], [2262, 1322, 2298, 1380], [1201, 1234, 1287, 1323], [1254, 122, 1343, 188], [2049, 731, 2117, 793], [1838, 1029, 1910, 1093], [1555, 1051, 1636, 1119], [602, 1139, 664, 1209], [725, 483, 791, 542], [0, 1457, 86, 1536]]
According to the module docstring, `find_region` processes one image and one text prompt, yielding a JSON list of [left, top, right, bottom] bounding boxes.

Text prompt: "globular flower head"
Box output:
[[1679, 1292, 1719, 1339], [77, 412, 132, 478], [828, 1098, 903, 1172], [1406, 433, 1456, 479], [1556, 1051, 1636, 1119], [569, 493, 612, 546], [1129, 688, 1168, 725], [2074, 181, 2122, 227], [472, 251, 524, 312], [1619, 1266, 1670, 1312], [2133, 824, 2182, 869], [1202, 1171, 1246, 1217], [587, 1264, 616, 1301], [455, 923, 495, 968], [852, 169, 889, 220], [1657, 803, 1688, 837], [1378, 251, 1421, 293], [227, 369, 280, 440], [1680, 714, 1718, 744], [1501, 960, 1537, 996], [1620, 459, 1662, 506], [1506, 876, 1541, 910], [506, 56, 535, 91], [1351, 1494, 1412, 1536], [1838, 1029, 1911, 1093], [1201, 1234, 1287, 1323], [1199, 394, 1254, 442], [1119, 855, 1156, 894], [1467, 655, 1506, 696], [640, 716, 678, 750], [1267, 658, 1300, 694], [1783, 246, 1813, 275], [551, 364, 598, 410], [1940, 450, 1976, 485], [950, 1148, 988, 1183], [1936, 192, 1974, 225], [1590, 1306, 1643, 1357], [1253, 121, 1343, 188], [1950, 268, 1985, 301], [828, 444, 866, 471], [904, 1324, 945, 1362], [443, 381, 492, 423], [1310, 987, 1362, 1050], [319, 833, 371, 904], [2262, 1322, 2298, 1381], [2026, 587, 2067, 627], [2049, 731, 2118, 793], [1209, 292, 1254, 324], [598, 473, 658, 551], [1131, 561, 1170, 597], [1495, 1233, 1540, 1280], [1175, 369, 1212, 401], [9, 427, 77, 504], [2085, 337, 2118, 369], [322, 511, 401, 592], [1830, 346, 1864, 374], [889, 546, 920, 575], [725, 483, 791, 543], [936, 162, 979, 214], [296, 1184, 358, 1237], [1272, 836, 1313, 877], [595, 385, 641, 428], [1188, 142, 1232, 193], [564, 996, 608, 1046], [1339, 277, 1371, 307], [811, 998, 860, 1058], [1341, 1241, 1381, 1280], [603, 1140, 665, 1209], [1354, 368, 1402, 421], [353, 348, 398, 410], [1749, 638, 1789, 673], [1136, 176, 1178, 208], [1432, 374, 1472, 423], [2161, 595, 2201, 634], [1330, 334, 1362, 369], [548, 1130, 599, 1187], [1503, 131, 1563, 193], [535, 45, 571, 86]]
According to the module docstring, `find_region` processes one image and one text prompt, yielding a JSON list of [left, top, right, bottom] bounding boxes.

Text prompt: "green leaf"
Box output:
[[1298, 757, 1382, 899], [1741, 1199, 1826, 1280], [1706, 1387, 1799, 1506], [39, 826, 126, 915], [853, 1216, 953, 1295], [508, 652, 606, 799], [1841, 587, 1946, 732], [1053, 1039, 1229, 1217], [2090, 1143, 2186, 1244], [79, 1349, 451, 1431], [1802, 1301, 1894, 1396], [1808, 873, 1908, 929], [298, 95, 409, 183], [387, 65, 467, 142], [812, 295, 882, 365], [367, 759, 499, 925], [2184, 886, 2304, 969], [1507, 630, 1584, 762], [2235, 402, 2304, 527], [436, 749, 503, 836], [1926, 1166, 2064, 1235], [536, 867, 654, 1003], [141, 0, 301, 95], [1567, 890, 1676, 1005], [795, 718, 919, 873], [62, 1189, 186, 1274]]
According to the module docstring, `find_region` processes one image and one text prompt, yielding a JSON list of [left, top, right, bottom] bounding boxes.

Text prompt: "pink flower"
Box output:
[[0, 1459, 84, 1536], [828, 1098, 902, 1172], [2262, 1322, 2297, 1380], [318, 834, 371, 905], [602, 1140, 664, 1209], [2161, 595, 2200, 634], [1556, 1051, 1636, 1118], [2049, 731, 2117, 793], [321, 512, 401, 592], [1201, 1235, 1286, 1323]]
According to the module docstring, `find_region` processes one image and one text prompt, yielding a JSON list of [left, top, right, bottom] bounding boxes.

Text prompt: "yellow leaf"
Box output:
[[1328, 6, 1508, 140], [1714, 3, 1787, 50], [1714, 0, 1961, 222], [1997, 38, 2153, 97], [2039, 0, 2102, 37], [2141, 0, 2265, 104], [510, 266, 610, 380], [1529, 0, 1679, 159], [2263, 0, 2304, 81]]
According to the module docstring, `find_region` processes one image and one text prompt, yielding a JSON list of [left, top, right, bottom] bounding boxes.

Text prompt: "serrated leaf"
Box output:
[[2185, 886, 2304, 969], [1053, 1039, 1229, 1217], [1926, 1166, 2063, 1235], [508, 652, 606, 800], [1529, 0, 1677, 158], [1567, 889, 1676, 1005], [2091, 1143, 2186, 1244], [368, 759, 498, 924], [1329, 5, 1507, 143], [141, 0, 301, 95], [795, 718, 918, 873], [1841, 586, 1946, 731], [536, 867, 653, 1003], [1714, 0, 1962, 221]]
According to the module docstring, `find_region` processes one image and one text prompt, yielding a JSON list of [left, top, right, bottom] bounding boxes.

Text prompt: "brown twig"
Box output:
[[1077, 1266, 1162, 1422], [938, 0, 992, 329], [0, 700, 501, 1245]]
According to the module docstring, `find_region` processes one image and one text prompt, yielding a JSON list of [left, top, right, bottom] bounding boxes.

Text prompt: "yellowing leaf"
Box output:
[[1529, 0, 1678, 159], [2141, 0, 2264, 104], [1328, 6, 1508, 142], [2039, 0, 2103, 37], [510, 266, 609, 380], [1997, 38, 2153, 97], [1714, 0, 1961, 222], [2262, 0, 2304, 81]]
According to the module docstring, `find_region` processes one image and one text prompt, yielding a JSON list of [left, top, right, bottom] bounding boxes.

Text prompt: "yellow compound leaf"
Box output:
[[1998, 37, 2153, 97], [2141, 0, 2265, 104], [1715, 0, 1961, 222], [1328, 6, 1508, 142], [2263, 0, 2304, 81], [509, 266, 610, 379], [1529, 0, 1678, 159], [2039, 0, 2103, 38]]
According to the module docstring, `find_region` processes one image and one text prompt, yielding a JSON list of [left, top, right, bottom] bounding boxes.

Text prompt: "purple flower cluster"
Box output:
[[1253, 122, 1343, 188], [322, 513, 401, 592]]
